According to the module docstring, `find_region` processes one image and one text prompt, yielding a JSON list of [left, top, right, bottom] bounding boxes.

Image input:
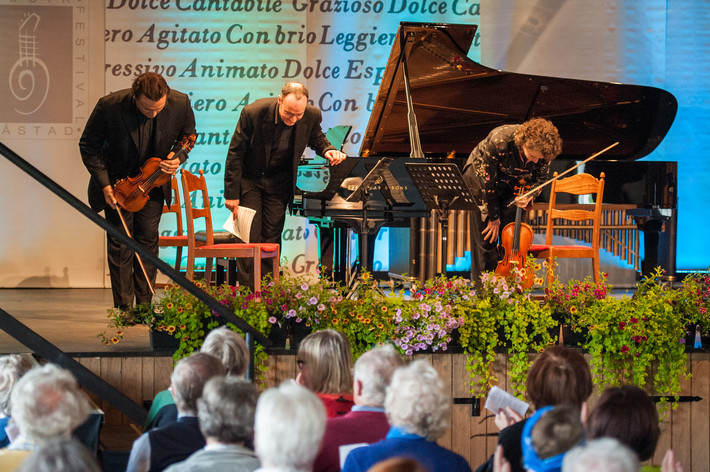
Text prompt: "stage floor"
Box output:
[[0, 288, 153, 355]]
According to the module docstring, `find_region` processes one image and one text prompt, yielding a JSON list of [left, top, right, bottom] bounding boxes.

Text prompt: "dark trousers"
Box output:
[[464, 172, 519, 285], [104, 197, 163, 308], [235, 173, 291, 288]]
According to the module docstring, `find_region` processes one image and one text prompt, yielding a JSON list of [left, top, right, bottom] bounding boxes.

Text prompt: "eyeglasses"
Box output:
[[297, 360, 306, 370]]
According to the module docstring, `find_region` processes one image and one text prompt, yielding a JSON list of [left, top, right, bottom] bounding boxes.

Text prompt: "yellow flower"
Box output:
[[116, 331, 124, 336], [168, 326, 176, 333], [185, 303, 193, 310], [363, 318, 371, 325], [377, 323, 384, 329], [381, 306, 388, 312], [166, 302, 174, 309], [111, 337, 119, 344], [332, 319, 339, 325], [570, 306, 578, 314]]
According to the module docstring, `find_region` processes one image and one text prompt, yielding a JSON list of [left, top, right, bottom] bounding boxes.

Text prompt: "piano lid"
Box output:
[[359, 22, 678, 161]]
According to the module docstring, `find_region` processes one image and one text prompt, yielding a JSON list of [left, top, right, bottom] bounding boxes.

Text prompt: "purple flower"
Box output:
[[268, 316, 277, 324], [301, 283, 309, 291]]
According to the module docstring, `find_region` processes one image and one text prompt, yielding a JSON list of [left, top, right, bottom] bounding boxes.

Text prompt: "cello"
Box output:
[[114, 134, 196, 212], [495, 181, 535, 288]]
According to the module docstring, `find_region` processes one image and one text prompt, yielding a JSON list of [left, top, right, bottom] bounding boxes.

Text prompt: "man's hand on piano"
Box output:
[[225, 199, 240, 220], [324, 150, 347, 166]]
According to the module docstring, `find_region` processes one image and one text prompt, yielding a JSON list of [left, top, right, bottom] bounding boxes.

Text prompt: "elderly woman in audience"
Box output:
[[164, 376, 260, 472], [0, 363, 91, 471], [296, 329, 355, 417], [314, 344, 404, 472], [342, 359, 472, 472], [17, 439, 100, 472], [253, 381, 327, 472], [0, 354, 34, 447], [145, 326, 250, 430], [562, 438, 639, 472]]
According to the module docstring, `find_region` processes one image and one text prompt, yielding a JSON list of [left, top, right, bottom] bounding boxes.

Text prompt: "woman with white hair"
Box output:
[[0, 364, 91, 470], [562, 438, 638, 472], [342, 360, 471, 472], [0, 354, 34, 447], [254, 381, 327, 472]]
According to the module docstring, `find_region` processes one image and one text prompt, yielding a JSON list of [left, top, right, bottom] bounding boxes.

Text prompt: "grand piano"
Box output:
[[296, 22, 678, 282]]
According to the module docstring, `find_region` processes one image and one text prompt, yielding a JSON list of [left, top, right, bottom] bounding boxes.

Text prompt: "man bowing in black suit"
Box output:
[[224, 81, 347, 287], [80, 72, 196, 309]]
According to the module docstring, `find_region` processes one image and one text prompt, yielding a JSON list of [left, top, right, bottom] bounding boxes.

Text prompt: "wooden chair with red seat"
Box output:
[[529, 172, 606, 285], [158, 176, 188, 273], [179, 168, 280, 292]]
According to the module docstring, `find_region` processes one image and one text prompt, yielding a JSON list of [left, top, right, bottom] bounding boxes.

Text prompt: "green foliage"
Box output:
[[99, 266, 710, 405]]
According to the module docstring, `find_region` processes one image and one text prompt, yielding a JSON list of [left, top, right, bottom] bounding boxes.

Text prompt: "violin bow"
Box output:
[[115, 206, 156, 295], [509, 141, 619, 206]]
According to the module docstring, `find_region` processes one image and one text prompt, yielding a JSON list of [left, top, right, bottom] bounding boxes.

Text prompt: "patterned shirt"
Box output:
[[464, 124, 550, 221]]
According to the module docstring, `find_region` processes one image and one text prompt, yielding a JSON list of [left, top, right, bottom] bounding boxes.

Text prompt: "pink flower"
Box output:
[[619, 321, 626, 330], [621, 345, 629, 353]]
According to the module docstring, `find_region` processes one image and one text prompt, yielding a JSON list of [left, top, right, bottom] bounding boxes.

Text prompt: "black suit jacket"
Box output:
[[224, 97, 335, 200], [79, 88, 196, 212]]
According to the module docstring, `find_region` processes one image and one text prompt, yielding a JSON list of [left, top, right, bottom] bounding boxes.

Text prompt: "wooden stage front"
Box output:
[[0, 288, 708, 471]]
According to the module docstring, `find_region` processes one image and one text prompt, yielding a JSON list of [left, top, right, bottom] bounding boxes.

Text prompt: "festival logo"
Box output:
[[0, 5, 74, 127], [9, 12, 50, 116]]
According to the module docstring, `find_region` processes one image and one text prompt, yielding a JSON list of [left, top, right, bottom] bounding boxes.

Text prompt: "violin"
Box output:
[[495, 181, 534, 289], [114, 134, 196, 212]]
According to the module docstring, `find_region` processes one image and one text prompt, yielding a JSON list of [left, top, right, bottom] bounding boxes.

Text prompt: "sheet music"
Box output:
[[484, 386, 529, 419], [222, 206, 256, 243]]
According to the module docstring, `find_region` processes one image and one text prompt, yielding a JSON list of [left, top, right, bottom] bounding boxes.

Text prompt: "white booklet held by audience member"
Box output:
[[484, 386, 529, 419], [222, 206, 256, 243]]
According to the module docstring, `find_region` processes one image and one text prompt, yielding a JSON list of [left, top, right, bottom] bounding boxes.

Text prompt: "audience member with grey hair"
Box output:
[[342, 359, 471, 472], [165, 376, 260, 472], [0, 354, 34, 447], [127, 352, 225, 472], [0, 364, 91, 470], [254, 381, 326, 472], [17, 439, 100, 472], [314, 344, 404, 472], [145, 326, 250, 430], [562, 438, 639, 472]]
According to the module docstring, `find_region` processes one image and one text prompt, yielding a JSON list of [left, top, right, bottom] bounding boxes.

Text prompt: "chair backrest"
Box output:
[[544, 172, 606, 246], [180, 168, 215, 245], [161, 176, 184, 237]]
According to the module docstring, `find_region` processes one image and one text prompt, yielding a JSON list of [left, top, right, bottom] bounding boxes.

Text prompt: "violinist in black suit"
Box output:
[[80, 72, 196, 309], [224, 81, 346, 286]]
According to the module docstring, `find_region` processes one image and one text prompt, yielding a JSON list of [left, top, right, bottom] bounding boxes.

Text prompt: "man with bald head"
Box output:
[[224, 81, 347, 287]]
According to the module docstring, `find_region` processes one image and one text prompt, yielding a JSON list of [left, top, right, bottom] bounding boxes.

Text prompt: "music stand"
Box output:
[[406, 163, 476, 277], [344, 157, 395, 276]]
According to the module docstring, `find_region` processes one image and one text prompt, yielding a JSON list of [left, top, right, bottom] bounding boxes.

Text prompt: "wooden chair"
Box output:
[[158, 176, 188, 272], [529, 172, 606, 285], [179, 168, 280, 292]]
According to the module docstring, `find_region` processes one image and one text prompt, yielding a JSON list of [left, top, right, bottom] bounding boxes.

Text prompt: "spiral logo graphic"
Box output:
[[9, 12, 50, 116]]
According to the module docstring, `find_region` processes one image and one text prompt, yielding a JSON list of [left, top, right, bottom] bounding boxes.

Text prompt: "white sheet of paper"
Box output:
[[339, 443, 368, 469], [484, 386, 529, 419], [222, 206, 256, 243]]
